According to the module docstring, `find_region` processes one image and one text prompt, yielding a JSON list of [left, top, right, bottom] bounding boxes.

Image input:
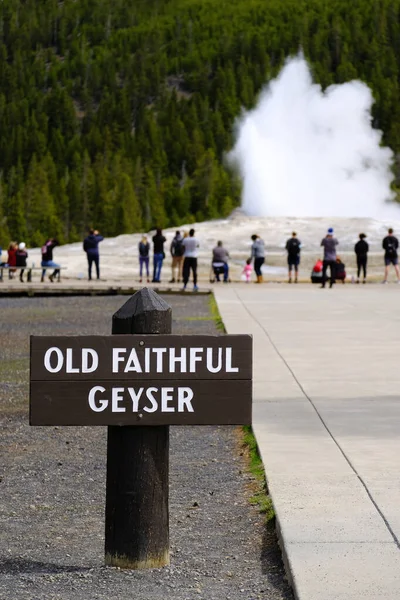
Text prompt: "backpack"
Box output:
[[287, 238, 300, 256], [174, 238, 185, 257], [386, 239, 397, 256]]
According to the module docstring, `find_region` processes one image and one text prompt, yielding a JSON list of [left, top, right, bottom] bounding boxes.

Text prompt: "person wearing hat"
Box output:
[[320, 228, 339, 288], [354, 233, 369, 283], [15, 242, 28, 283]]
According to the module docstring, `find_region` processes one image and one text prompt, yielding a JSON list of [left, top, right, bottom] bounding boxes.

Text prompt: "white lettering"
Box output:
[[44, 347, 64, 373], [161, 387, 175, 412], [152, 348, 167, 373], [112, 348, 126, 373], [144, 347, 150, 373], [190, 347, 203, 372], [169, 348, 187, 373], [88, 386, 108, 412], [178, 387, 194, 412], [82, 348, 98, 373], [112, 387, 126, 412], [124, 348, 142, 373], [206, 347, 222, 373], [66, 348, 80, 373], [225, 347, 239, 372], [144, 387, 158, 413], [128, 387, 143, 411]]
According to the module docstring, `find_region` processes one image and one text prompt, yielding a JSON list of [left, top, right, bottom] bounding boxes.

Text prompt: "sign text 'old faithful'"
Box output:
[[30, 335, 252, 426]]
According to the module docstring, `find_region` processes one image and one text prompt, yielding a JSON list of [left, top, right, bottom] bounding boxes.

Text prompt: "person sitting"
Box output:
[[310, 259, 323, 284], [7, 241, 17, 279], [41, 238, 60, 282], [16, 242, 28, 283], [335, 257, 346, 283], [211, 241, 229, 283]]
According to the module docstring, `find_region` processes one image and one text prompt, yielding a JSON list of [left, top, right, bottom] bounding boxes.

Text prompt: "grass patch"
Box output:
[[208, 294, 226, 332], [176, 316, 215, 321], [242, 425, 275, 524]]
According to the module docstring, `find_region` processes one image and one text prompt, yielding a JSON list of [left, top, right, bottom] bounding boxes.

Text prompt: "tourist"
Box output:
[[243, 258, 253, 283], [335, 257, 346, 283], [7, 241, 17, 279], [354, 233, 369, 283], [320, 228, 339, 288], [182, 228, 199, 292], [169, 230, 184, 283], [138, 235, 150, 283], [251, 234, 265, 283], [16, 242, 28, 283], [83, 228, 104, 281], [41, 238, 60, 283], [152, 228, 166, 283], [212, 241, 229, 283], [310, 258, 323, 284], [285, 231, 301, 283], [382, 228, 400, 283]]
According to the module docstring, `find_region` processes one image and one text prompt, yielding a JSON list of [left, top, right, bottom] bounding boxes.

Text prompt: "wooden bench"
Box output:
[[0, 266, 67, 283]]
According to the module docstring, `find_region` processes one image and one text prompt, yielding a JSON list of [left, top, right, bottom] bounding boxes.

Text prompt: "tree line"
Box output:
[[0, 0, 400, 246]]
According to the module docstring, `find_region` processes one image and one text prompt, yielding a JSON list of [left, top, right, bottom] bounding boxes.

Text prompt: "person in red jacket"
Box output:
[[7, 241, 17, 279]]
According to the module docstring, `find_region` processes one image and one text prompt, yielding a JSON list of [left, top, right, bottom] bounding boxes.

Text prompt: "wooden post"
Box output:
[[105, 288, 172, 569]]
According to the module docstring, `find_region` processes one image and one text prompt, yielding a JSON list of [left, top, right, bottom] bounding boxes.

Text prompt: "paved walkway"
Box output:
[[214, 284, 400, 600]]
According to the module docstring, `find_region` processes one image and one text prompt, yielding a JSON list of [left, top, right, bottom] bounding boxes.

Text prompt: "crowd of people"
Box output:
[[0, 226, 399, 287], [309, 227, 400, 287], [0, 238, 60, 282]]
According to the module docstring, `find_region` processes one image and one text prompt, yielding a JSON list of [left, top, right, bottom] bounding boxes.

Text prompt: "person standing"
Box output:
[[182, 228, 199, 292], [354, 233, 369, 283], [169, 230, 184, 283], [212, 240, 230, 283], [83, 228, 104, 281], [320, 228, 339, 288], [138, 235, 150, 283], [152, 228, 166, 283], [243, 258, 253, 283], [251, 234, 265, 283], [16, 242, 28, 283], [41, 238, 60, 283], [286, 231, 301, 283], [382, 228, 400, 283]]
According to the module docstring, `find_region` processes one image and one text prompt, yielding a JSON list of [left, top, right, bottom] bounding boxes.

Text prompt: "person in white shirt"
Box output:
[[182, 229, 199, 292]]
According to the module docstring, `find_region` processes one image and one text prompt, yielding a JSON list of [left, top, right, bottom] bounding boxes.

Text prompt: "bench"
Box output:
[[0, 265, 67, 283]]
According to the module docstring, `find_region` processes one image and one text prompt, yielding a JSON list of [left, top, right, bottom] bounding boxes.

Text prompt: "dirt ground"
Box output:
[[0, 294, 293, 600]]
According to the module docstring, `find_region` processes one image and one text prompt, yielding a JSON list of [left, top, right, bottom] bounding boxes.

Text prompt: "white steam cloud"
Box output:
[[229, 54, 398, 218]]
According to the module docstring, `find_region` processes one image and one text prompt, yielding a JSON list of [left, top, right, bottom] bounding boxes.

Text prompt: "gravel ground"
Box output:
[[0, 294, 293, 600]]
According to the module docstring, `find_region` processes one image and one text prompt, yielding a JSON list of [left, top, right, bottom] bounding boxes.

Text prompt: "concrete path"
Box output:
[[214, 283, 400, 600]]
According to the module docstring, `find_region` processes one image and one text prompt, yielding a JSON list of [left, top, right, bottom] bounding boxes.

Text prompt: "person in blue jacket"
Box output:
[[83, 228, 104, 280]]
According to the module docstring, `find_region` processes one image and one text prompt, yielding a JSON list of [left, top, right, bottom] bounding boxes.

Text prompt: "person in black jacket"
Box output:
[[152, 228, 166, 283], [286, 231, 301, 283], [83, 228, 104, 281], [354, 233, 369, 283], [382, 228, 400, 283], [41, 238, 60, 283]]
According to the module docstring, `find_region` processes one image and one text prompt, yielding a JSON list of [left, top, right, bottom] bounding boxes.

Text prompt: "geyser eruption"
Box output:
[[229, 54, 398, 218]]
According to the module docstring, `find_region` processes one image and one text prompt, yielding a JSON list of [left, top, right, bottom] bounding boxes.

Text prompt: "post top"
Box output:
[[113, 288, 171, 321]]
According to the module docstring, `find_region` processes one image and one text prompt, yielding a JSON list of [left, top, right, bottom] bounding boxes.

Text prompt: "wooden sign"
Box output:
[[30, 335, 252, 426]]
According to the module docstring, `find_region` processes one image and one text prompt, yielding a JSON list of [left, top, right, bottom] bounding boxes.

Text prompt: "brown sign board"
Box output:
[[30, 335, 252, 426]]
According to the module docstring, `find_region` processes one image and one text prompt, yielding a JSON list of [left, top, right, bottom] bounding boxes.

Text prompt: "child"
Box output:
[[243, 258, 253, 283]]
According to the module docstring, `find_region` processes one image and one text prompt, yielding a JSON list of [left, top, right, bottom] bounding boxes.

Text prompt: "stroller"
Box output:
[[209, 261, 230, 283]]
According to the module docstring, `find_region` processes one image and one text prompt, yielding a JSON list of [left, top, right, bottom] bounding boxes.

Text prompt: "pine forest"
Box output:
[[1, 0, 400, 246]]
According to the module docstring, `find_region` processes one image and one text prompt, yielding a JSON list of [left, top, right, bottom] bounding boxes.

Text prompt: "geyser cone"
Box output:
[[229, 54, 398, 219]]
